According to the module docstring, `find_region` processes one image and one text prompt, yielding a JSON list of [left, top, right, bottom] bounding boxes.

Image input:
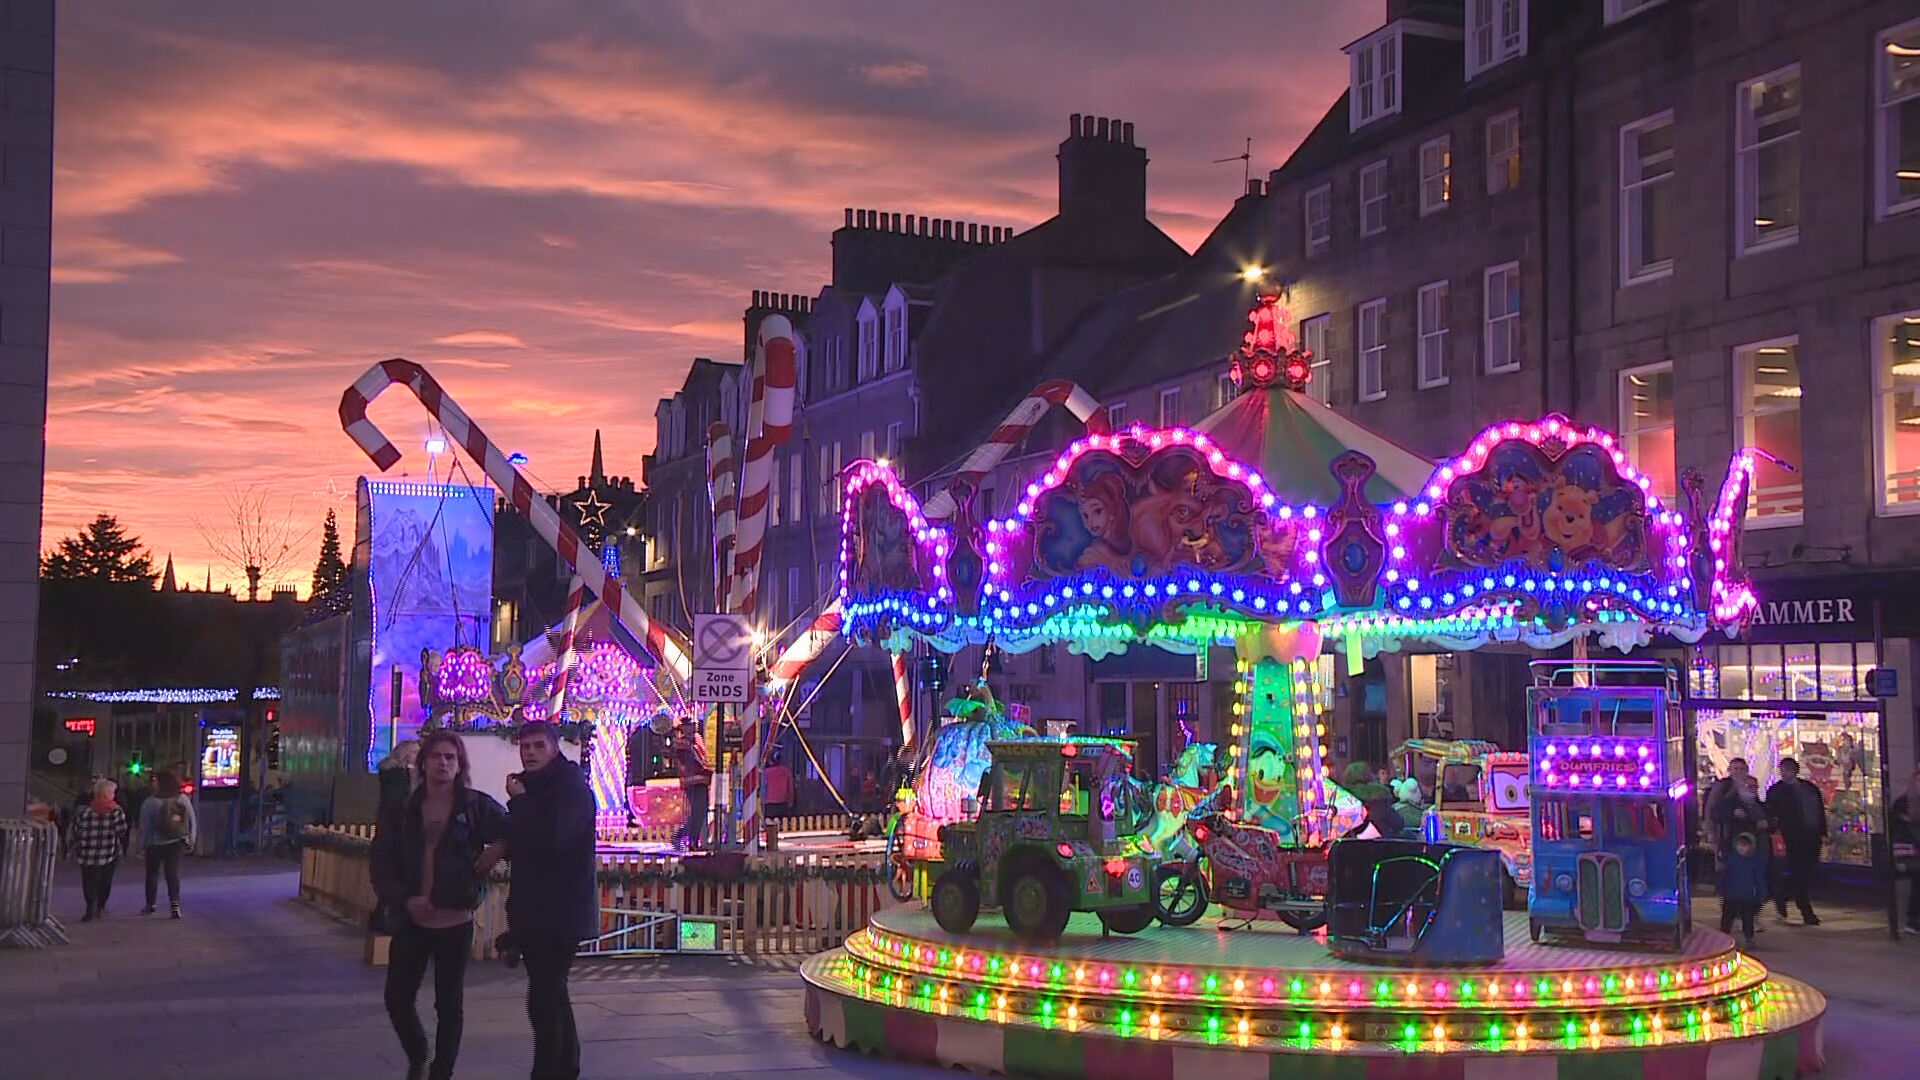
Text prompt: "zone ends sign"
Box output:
[[693, 613, 755, 703]]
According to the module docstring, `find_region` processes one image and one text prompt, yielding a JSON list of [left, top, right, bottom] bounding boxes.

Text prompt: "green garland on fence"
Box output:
[[302, 827, 881, 887]]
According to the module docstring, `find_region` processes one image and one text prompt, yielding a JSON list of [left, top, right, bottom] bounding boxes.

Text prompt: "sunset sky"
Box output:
[[47, 1, 1373, 595]]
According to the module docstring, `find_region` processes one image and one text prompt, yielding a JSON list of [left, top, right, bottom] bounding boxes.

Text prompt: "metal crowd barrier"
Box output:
[[0, 818, 66, 948]]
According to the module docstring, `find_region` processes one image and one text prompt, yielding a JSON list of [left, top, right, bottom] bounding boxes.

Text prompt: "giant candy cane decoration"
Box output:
[[707, 422, 737, 609], [920, 379, 1107, 520], [339, 358, 693, 686], [543, 576, 588, 721], [892, 650, 914, 748], [728, 316, 797, 617]]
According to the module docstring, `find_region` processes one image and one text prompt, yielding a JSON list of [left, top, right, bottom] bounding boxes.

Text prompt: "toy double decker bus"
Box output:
[[1526, 660, 1691, 951]]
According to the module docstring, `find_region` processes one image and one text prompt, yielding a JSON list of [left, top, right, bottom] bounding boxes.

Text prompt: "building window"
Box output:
[[1875, 311, 1920, 513], [1735, 338, 1803, 524], [1736, 65, 1801, 254], [1348, 28, 1401, 130], [1357, 298, 1387, 402], [1216, 373, 1236, 409], [1158, 387, 1181, 427], [1486, 110, 1520, 195], [787, 566, 802, 620], [1419, 136, 1451, 215], [1467, 0, 1526, 79], [1300, 314, 1331, 404], [1359, 160, 1388, 237], [1877, 20, 1920, 218], [1417, 281, 1449, 389], [1304, 184, 1331, 255], [1107, 400, 1129, 429], [818, 442, 842, 514], [859, 430, 876, 462], [883, 304, 906, 372], [1483, 262, 1521, 373], [788, 452, 803, 521], [1620, 111, 1676, 284], [885, 421, 903, 462], [857, 308, 878, 379], [1619, 363, 1676, 504], [1605, 0, 1668, 23], [825, 335, 846, 391], [769, 451, 782, 526]]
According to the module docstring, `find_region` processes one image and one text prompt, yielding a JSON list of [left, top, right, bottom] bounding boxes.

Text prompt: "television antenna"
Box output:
[[1213, 137, 1253, 187]]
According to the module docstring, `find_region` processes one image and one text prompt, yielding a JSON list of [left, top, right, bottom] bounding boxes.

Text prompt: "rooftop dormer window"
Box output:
[[1467, 0, 1526, 79], [1348, 26, 1402, 131]]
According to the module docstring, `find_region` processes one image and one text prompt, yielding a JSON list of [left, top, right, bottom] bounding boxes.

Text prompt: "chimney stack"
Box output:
[[1058, 114, 1148, 220]]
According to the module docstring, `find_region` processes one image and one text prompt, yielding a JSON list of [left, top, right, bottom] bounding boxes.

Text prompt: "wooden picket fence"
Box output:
[[298, 824, 891, 962]]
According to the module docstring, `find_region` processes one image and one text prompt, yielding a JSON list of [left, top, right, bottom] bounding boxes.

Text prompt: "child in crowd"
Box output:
[[1717, 831, 1768, 949]]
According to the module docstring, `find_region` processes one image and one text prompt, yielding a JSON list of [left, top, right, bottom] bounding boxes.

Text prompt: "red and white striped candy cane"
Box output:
[[728, 316, 797, 617], [707, 422, 736, 610], [738, 598, 843, 848], [920, 379, 1107, 520], [339, 358, 692, 686], [766, 601, 843, 688], [542, 576, 587, 720], [892, 650, 914, 748]]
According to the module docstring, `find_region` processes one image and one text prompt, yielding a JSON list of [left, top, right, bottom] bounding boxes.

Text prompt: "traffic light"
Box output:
[[126, 753, 145, 777]]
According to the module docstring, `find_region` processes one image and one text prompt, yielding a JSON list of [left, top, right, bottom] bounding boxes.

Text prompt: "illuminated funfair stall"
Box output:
[[800, 297, 1826, 1079]]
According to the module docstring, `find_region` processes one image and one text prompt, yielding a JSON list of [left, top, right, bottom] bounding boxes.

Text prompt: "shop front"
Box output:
[[1684, 573, 1916, 875]]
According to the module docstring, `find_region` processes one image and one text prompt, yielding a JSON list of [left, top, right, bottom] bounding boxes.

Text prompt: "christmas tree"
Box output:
[[309, 509, 349, 613]]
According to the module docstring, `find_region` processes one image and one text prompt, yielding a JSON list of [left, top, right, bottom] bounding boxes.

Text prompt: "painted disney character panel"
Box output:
[[1030, 446, 1267, 579], [1445, 441, 1649, 571], [852, 485, 922, 593]]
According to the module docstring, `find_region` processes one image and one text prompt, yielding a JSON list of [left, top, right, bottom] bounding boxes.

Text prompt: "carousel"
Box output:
[[800, 296, 1824, 1079]]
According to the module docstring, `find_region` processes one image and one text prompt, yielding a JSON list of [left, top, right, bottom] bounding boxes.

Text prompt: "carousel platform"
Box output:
[[802, 907, 1826, 1079]]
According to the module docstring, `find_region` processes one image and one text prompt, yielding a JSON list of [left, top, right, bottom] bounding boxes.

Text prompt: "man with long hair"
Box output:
[[371, 730, 508, 1080], [506, 721, 597, 1080], [139, 768, 197, 917]]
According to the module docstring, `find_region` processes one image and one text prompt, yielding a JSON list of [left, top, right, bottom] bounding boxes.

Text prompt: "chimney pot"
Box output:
[[913, 215, 924, 235], [844, 207, 853, 227], [967, 222, 978, 242], [856, 209, 866, 227], [1070, 112, 1082, 137], [1097, 117, 1110, 140], [892, 212, 903, 232], [1123, 121, 1135, 145]]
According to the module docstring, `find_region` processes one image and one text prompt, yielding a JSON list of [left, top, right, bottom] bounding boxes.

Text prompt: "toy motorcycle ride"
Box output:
[[1152, 787, 1331, 933]]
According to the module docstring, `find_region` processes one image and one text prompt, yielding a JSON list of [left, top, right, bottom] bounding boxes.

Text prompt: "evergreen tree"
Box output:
[[40, 514, 157, 585], [309, 509, 349, 612]]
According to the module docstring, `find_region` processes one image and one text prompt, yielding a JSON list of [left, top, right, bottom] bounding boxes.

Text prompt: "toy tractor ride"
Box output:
[[929, 738, 1160, 945]]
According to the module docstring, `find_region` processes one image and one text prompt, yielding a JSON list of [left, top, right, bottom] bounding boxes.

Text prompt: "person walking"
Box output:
[[673, 717, 712, 852], [1716, 832, 1768, 949], [1891, 765, 1920, 934], [1765, 757, 1827, 925], [370, 730, 508, 1080], [378, 739, 422, 817], [764, 749, 794, 822], [139, 769, 197, 918], [68, 778, 129, 922], [506, 721, 597, 1080], [1704, 757, 1766, 857]]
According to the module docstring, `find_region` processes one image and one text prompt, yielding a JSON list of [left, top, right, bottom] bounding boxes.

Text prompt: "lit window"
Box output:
[[1735, 338, 1803, 524], [1359, 160, 1388, 237], [1300, 314, 1331, 404], [1483, 262, 1521, 373], [1358, 298, 1387, 402], [1468, 0, 1527, 78], [1420, 136, 1452, 215], [1417, 281, 1449, 389], [1874, 311, 1920, 513], [1605, 0, 1668, 23], [1736, 65, 1801, 254], [1348, 29, 1402, 130], [1876, 20, 1920, 219], [1158, 387, 1181, 427], [1619, 364, 1676, 504], [1620, 112, 1676, 283], [1486, 110, 1520, 195], [1305, 184, 1331, 255]]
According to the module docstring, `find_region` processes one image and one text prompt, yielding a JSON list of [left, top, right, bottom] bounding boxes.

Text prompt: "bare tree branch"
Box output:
[[195, 488, 313, 601]]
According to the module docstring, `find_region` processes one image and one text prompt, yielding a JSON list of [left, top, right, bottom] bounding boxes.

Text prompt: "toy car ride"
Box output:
[[1393, 738, 1533, 908], [929, 738, 1159, 945]]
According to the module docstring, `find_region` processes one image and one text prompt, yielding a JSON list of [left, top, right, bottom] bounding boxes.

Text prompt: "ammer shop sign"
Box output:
[[1742, 579, 1875, 644]]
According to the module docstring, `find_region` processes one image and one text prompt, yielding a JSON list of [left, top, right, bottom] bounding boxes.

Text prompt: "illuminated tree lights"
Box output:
[[50, 687, 281, 704]]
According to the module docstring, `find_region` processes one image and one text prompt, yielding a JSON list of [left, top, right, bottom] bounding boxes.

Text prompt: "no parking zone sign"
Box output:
[[693, 613, 755, 704]]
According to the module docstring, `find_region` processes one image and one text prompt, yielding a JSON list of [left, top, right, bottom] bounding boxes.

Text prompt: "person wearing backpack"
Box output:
[[138, 768, 197, 918], [371, 730, 508, 1080]]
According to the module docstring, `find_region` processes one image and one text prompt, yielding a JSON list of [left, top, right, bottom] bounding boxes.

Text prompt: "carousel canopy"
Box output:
[[1196, 384, 1433, 506]]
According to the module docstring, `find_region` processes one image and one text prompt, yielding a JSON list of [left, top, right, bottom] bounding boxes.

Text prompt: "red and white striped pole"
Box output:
[[891, 650, 914, 748], [707, 422, 736, 610], [543, 576, 587, 721], [728, 315, 797, 618], [339, 358, 693, 686], [920, 379, 1107, 520]]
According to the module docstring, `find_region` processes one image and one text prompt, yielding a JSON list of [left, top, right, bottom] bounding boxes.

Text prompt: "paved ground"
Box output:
[[0, 859, 1914, 1079]]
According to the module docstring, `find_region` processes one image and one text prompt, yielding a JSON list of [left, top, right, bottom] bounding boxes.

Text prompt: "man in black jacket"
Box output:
[[1764, 757, 1828, 925], [506, 722, 598, 1080]]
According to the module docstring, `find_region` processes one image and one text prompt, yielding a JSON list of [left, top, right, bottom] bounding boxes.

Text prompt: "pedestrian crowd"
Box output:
[[370, 720, 597, 1080], [62, 767, 199, 922], [1703, 755, 1834, 948]]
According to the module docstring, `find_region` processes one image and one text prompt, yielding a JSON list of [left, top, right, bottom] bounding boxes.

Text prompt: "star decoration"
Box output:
[[573, 490, 611, 527]]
